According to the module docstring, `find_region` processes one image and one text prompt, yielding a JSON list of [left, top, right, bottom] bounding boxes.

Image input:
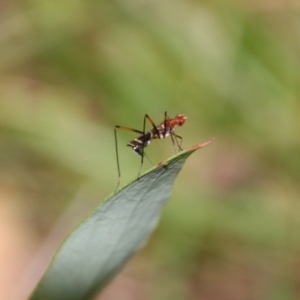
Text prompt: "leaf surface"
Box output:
[[30, 139, 214, 300]]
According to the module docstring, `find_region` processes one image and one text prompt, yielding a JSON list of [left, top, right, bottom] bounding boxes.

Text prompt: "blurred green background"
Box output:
[[1, 0, 300, 299]]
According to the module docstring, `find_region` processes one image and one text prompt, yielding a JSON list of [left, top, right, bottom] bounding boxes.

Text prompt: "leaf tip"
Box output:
[[192, 137, 216, 149]]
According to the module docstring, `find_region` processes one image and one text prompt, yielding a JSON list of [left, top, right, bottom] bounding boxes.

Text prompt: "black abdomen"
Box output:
[[127, 132, 152, 156]]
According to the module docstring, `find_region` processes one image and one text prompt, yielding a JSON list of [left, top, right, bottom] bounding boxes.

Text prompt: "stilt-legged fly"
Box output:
[[114, 111, 187, 191]]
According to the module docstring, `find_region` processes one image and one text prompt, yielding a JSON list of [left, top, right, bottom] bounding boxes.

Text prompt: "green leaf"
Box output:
[[30, 139, 214, 300]]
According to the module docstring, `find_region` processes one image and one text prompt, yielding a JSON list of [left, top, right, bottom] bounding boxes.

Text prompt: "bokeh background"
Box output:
[[1, 0, 300, 299]]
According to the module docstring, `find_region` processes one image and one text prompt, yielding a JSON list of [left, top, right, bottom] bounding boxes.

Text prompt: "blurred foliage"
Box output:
[[0, 0, 300, 299]]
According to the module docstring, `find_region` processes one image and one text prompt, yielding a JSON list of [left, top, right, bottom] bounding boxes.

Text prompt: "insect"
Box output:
[[114, 111, 187, 191]]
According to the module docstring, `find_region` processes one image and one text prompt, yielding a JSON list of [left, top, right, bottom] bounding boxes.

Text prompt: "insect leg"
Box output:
[[137, 114, 159, 179], [114, 125, 145, 192], [145, 114, 160, 138], [165, 112, 182, 153], [173, 133, 183, 151], [163, 111, 168, 138], [137, 115, 147, 179]]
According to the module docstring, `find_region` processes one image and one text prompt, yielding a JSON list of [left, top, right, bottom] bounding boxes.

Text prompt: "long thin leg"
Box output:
[[165, 112, 182, 153], [163, 111, 168, 138], [164, 112, 177, 153], [137, 150, 154, 178], [114, 126, 121, 192], [170, 132, 177, 153], [145, 114, 160, 138], [115, 126, 144, 135], [172, 133, 183, 151], [138, 114, 147, 179], [137, 113, 162, 178], [114, 125, 145, 192]]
